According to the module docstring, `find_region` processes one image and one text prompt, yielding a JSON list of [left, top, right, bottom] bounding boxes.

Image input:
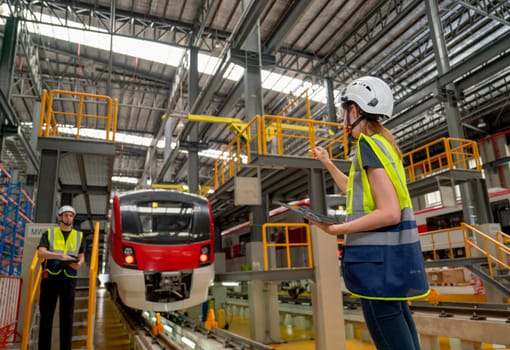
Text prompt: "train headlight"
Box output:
[[122, 245, 137, 268], [199, 245, 210, 265]]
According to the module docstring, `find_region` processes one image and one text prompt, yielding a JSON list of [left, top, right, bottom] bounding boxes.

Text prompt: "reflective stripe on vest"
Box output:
[[45, 227, 82, 278], [342, 133, 429, 300]]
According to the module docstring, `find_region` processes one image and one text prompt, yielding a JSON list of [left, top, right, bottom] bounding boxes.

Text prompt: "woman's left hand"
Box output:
[[308, 220, 344, 235]]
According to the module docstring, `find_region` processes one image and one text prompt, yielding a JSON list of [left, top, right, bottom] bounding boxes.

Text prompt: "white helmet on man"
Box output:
[[58, 205, 76, 216], [340, 76, 394, 119]]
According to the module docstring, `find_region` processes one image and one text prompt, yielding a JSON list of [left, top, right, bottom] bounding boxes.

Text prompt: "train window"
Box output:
[[120, 200, 211, 244], [239, 233, 250, 256], [425, 211, 463, 231]]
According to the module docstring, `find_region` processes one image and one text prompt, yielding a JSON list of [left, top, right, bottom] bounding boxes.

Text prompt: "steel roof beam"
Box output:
[[387, 32, 510, 130], [25, 0, 231, 44]]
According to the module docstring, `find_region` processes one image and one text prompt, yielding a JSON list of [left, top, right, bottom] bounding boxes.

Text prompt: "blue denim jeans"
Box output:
[[360, 299, 421, 350]]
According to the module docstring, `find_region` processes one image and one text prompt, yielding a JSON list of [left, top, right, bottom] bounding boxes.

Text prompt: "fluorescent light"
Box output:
[[221, 281, 240, 287]]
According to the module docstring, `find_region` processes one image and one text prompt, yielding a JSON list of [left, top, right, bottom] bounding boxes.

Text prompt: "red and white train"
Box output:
[[221, 189, 510, 264], [108, 189, 215, 312]]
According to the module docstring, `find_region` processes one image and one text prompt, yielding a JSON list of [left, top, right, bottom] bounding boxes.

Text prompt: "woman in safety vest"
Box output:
[[37, 205, 85, 350], [312, 76, 429, 350]]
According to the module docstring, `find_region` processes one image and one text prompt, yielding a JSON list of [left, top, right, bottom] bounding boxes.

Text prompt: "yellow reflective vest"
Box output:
[[44, 227, 83, 278], [342, 133, 430, 300]]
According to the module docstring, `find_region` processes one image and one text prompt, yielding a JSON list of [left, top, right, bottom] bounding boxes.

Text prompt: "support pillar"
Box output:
[[309, 168, 346, 349], [162, 116, 175, 183], [187, 47, 199, 193], [246, 242, 280, 343], [425, 0, 480, 226], [25, 101, 41, 196], [0, 17, 18, 96], [35, 149, 60, 222], [0, 16, 19, 155]]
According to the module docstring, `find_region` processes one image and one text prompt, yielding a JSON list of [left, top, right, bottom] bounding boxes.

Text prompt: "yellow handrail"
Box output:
[[419, 226, 466, 260], [20, 253, 43, 350], [461, 223, 510, 279], [203, 114, 346, 192], [262, 223, 313, 270], [86, 222, 100, 349], [38, 89, 118, 143], [403, 137, 481, 183]]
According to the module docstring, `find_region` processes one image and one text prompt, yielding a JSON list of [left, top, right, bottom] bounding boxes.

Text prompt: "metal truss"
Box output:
[[15, 0, 230, 51]]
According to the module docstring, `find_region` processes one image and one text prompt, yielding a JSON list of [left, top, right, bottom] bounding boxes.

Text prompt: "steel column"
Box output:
[[187, 47, 200, 193], [0, 17, 18, 96], [35, 149, 60, 223]]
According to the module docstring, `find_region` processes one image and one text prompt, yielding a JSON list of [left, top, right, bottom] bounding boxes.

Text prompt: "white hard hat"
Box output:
[[58, 205, 76, 216], [340, 76, 394, 119]]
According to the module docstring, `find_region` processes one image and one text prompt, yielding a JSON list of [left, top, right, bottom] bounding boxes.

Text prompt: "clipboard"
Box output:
[[273, 200, 339, 224]]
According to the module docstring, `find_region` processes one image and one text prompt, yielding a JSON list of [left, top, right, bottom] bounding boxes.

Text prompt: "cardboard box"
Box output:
[[441, 268, 465, 284], [427, 270, 443, 284]]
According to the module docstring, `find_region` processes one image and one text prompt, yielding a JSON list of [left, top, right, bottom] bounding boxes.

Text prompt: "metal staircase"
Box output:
[[423, 223, 510, 297], [467, 262, 510, 297]]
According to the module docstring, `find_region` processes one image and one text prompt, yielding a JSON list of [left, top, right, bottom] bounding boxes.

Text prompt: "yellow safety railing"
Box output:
[[277, 89, 312, 118], [38, 89, 118, 142], [86, 221, 100, 350], [419, 226, 466, 260], [262, 223, 313, 270], [260, 114, 347, 159], [201, 114, 346, 191], [21, 252, 43, 350], [461, 223, 510, 280], [202, 116, 260, 191], [403, 137, 481, 183]]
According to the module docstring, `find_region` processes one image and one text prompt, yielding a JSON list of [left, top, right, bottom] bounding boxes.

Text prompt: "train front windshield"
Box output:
[[120, 200, 210, 244]]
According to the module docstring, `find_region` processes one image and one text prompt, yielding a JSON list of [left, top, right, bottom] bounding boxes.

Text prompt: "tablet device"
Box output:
[[273, 200, 339, 224]]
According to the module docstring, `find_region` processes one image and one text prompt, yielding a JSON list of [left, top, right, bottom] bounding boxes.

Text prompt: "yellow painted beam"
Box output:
[[188, 113, 243, 125], [151, 183, 189, 192]]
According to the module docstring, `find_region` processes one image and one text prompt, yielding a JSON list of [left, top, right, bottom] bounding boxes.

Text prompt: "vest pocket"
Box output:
[[342, 245, 385, 297]]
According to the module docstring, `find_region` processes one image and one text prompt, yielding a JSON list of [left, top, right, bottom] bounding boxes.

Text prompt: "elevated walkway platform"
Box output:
[[34, 89, 117, 264]]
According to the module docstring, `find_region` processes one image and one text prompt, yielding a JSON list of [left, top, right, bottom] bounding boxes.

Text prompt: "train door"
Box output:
[[491, 199, 510, 234]]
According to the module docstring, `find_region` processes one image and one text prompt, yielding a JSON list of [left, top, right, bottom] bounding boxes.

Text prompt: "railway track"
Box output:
[[112, 293, 275, 350]]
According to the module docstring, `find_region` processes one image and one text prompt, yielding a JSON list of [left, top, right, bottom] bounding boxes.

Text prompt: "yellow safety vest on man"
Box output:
[[44, 227, 83, 278], [342, 133, 430, 300]]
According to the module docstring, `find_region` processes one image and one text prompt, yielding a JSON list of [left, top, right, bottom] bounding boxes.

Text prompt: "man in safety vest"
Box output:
[[37, 205, 85, 350], [312, 76, 429, 350]]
